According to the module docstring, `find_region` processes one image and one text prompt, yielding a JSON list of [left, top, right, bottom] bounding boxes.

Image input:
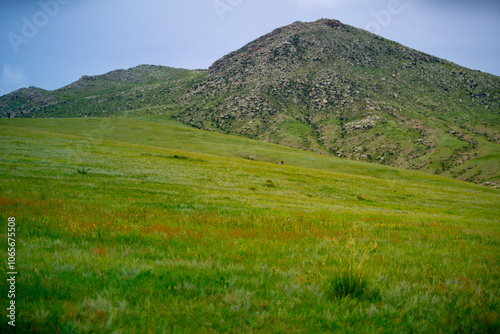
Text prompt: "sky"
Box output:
[[1, 0, 499, 96]]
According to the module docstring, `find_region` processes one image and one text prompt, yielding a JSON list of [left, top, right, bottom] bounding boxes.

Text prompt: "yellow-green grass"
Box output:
[[0, 118, 499, 333]]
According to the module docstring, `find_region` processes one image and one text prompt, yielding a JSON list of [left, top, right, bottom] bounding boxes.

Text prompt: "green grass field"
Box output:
[[1, 118, 499, 333]]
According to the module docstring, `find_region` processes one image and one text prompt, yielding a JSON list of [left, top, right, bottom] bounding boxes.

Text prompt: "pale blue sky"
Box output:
[[1, 0, 499, 96]]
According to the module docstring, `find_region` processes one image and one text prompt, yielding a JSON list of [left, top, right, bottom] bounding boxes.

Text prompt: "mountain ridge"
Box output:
[[0, 64, 199, 119]]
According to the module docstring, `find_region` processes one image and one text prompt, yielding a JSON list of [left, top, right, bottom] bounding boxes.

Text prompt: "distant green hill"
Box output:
[[0, 65, 199, 119], [1, 19, 499, 187]]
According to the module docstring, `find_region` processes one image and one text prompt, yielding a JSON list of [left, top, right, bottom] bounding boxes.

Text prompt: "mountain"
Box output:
[[177, 19, 500, 186], [1, 19, 499, 187], [0, 65, 200, 119]]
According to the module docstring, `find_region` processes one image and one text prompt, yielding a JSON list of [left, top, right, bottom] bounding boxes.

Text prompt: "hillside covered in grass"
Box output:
[[1, 118, 499, 333], [1, 19, 499, 187], [0, 65, 199, 119]]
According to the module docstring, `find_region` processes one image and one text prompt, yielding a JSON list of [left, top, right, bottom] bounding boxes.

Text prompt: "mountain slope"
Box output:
[[0, 65, 200, 119], [1, 19, 499, 186]]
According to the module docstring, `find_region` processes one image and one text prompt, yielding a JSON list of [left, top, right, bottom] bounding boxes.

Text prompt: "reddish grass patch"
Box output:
[[90, 246, 106, 256], [142, 224, 182, 236], [219, 227, 257, 239], [141, 224, 205, 241]]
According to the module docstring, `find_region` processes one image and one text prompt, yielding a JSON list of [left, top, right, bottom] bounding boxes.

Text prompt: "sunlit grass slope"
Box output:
[[2, 117, 486, 184], [1, 118, 499, 333]]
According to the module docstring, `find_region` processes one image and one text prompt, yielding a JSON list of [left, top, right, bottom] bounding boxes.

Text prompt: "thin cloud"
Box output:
[[0, 64, 27, 96], [293, 0, 348, 8]]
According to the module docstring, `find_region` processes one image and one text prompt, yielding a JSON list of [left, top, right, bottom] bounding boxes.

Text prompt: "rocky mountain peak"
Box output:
[[208, 19, 346, 73], [178, 19, 499, 186]]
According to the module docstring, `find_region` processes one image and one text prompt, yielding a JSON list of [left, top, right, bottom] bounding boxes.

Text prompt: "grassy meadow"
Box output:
[[1, 118, 499, 333]]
